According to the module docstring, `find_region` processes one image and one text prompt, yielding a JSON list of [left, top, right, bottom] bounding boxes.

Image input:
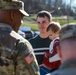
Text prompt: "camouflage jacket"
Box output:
[[0, 23, 40, 75]]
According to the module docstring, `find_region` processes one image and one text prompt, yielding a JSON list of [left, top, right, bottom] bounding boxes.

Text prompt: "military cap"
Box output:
[[59, 23, 76, 41], [0, 0, 29, 16]]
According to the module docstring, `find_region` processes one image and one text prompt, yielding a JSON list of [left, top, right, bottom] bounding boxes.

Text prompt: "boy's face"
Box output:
[[37, 16, 50, 34], [48, 29, 59, 40]]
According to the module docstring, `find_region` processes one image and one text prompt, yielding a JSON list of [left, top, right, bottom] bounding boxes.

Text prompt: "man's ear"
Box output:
[[10, 10, 15, 21], [57, 45, 62, 59], [50, 20, 52, 23]]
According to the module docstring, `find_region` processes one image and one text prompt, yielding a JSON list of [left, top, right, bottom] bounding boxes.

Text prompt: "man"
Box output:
[[46, 23, 76, 75], [29, 10, 52, 65], [0, 0, 40, 75]]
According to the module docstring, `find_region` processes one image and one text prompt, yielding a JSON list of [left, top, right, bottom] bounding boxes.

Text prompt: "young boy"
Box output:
[[40, 22, 61, 75]]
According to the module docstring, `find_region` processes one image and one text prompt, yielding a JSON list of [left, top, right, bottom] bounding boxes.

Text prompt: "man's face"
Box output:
[[37, 16, 50, 34], [13, 10, 24, 32]]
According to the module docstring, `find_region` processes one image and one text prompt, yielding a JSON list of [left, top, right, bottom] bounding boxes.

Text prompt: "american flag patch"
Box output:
[[25, 54, 34, 64]]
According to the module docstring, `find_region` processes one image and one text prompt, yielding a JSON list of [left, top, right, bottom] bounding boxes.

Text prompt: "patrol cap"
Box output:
[[0, 0, 29, 16], [59, 23, 76, 41]]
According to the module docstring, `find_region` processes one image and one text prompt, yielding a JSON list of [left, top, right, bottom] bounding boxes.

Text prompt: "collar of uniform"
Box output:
[[60, 58, 76, 69], [0, 23, 12, 30]]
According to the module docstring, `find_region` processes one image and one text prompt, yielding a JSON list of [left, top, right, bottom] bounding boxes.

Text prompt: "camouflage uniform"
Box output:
[[46, 23, 76, 75], [0, 0, 40, 75]]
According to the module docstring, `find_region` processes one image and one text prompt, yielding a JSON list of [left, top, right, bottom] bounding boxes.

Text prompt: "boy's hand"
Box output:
[[44, 52, 49, 58]]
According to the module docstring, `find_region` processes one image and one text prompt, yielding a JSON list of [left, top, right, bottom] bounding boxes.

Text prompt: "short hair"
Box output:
[[46, 22, 61, 33], [59, 23, 76, 41], [36, 10, 52, 21]]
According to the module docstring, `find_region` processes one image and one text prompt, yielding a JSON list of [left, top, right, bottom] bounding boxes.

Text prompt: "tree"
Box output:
[[22, 0, 75, 15]]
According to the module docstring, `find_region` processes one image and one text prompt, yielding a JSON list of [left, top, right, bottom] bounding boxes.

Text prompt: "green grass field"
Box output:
[[22, 15, 76, 31]]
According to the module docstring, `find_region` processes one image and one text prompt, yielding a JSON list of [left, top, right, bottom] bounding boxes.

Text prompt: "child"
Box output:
[[40, 22, 61, 75]]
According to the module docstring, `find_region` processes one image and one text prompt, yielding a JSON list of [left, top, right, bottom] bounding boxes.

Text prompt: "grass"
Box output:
[[53, 18, 76, 25], [22, 23, 38, 31], [22, 15, 76, 31]]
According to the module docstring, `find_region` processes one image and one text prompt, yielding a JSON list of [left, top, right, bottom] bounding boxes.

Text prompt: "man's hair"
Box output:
[[36, 10, 52, 21], [59, 23, 76, 41], [46, 22, 61, 33]]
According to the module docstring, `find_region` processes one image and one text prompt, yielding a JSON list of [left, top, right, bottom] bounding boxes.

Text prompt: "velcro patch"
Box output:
[[25, 54, 34, 64]]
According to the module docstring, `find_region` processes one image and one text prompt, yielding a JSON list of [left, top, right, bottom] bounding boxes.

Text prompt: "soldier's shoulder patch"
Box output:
[[25, 54, 34, 64]]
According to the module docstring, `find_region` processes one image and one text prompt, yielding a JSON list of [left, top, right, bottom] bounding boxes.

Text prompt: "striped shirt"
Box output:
[[29, 35, 52, 65]]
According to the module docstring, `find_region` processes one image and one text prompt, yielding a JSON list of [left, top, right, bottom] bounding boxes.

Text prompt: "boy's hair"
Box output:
[[46, 22, 61, 33], [36, 10, 52, 21]]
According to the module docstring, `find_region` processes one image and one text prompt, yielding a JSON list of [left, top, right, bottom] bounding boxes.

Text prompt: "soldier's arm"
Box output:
[[15, 39, 40, 75]]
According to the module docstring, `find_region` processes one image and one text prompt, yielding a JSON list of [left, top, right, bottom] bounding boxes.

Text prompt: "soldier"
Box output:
[[0, 0, 40, 75]]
